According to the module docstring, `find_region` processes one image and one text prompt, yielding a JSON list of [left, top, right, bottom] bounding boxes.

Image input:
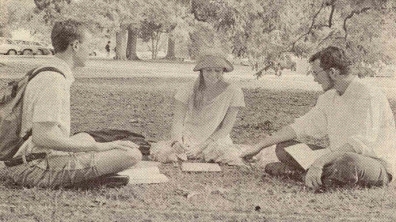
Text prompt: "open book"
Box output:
[[118, 161, 169, 184], [284, 143, 330, 170]]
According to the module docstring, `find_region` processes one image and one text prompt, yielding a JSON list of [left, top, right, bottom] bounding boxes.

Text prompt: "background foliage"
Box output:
[[3, 0, 396, 72]]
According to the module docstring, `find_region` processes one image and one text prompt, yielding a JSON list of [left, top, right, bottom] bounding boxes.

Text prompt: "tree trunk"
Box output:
[[115, 28, 127, 60], [153, 32, 161, 59], [151, 34, 155, 59], [126, 27, 140, 60], [165, 34, 176, 60]]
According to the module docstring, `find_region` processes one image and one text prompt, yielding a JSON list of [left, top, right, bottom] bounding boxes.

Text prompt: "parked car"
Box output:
[[0, 37, 21, 55], [13, 40, 54, 55], [29, 41, 53, 55], [14, 40, 37, 55]]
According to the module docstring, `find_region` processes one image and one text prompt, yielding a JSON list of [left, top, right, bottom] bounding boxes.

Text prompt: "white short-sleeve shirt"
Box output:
[[14, 57, 75, 157]]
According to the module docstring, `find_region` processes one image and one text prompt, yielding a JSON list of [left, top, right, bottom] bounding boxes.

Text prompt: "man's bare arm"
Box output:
[[241, 126, 297, 159], [32, 122, 138, 152]]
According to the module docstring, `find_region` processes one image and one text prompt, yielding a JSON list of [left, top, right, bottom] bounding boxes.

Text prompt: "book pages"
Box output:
[[284, 143, 330, 170]]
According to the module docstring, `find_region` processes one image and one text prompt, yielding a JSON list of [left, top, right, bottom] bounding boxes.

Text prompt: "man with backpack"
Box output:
[[3, 19, 142, 188]]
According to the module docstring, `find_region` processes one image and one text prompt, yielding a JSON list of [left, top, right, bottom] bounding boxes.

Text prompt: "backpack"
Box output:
[[0, 67, 65, 161]]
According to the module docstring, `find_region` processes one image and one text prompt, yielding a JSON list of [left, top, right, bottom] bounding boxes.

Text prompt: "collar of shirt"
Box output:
[[41, 57, 75, 85], [335, 76, 358, 100]]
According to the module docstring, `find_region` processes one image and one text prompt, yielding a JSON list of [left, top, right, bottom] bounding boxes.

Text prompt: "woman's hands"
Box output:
[[185, 140, 211, 158], [171, 141, 188, 161]]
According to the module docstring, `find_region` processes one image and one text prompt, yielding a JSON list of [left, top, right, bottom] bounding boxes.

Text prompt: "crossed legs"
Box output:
[[269, 140, 391, 188], [7, 133, 142, 188]]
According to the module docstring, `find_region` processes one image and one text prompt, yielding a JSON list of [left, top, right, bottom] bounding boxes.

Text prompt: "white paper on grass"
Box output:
[[118, 164, 169, 184], [181, 163, 222, 172], [284, 143, 331, 170]]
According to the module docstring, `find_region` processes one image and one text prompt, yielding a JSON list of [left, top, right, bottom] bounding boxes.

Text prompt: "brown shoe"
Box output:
[[71, 174, 130, 189], [96, 174, 130, 188], [265, 162, 304, 181]]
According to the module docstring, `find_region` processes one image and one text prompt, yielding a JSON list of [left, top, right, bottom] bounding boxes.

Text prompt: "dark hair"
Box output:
[[193, 71, 206, 109], [309, 46, 351, 75], [51, 19, 87, 54]]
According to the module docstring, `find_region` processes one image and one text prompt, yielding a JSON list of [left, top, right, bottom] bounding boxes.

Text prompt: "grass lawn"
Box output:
[[1, 58, 396, 221]]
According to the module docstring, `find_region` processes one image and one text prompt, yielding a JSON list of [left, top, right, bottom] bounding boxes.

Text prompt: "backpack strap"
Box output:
[[27, 67, 66, 81], [23, 67, 66, 141]]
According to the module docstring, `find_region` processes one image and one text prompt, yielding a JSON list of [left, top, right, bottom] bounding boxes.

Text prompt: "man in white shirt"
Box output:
[[6, 19, 142, 188], [242, 46, 395, 190]]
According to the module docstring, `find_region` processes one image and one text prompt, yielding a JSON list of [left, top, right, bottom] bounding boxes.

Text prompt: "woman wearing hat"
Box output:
[[150, 55, 247, 165]]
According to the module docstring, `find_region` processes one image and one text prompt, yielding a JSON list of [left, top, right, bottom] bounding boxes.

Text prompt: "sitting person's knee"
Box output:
[[275, 140, 299, 161], [322, 153, 364, 187], [72, 132, 96, 143], [275, 144, 288, 161], [125, 148, 142, 164], [274, 140, 306, 170], [276, 140, 299, 150], [333, 152, 358, 167]]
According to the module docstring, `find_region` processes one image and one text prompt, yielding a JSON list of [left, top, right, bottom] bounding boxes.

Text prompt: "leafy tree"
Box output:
[[325, 0, 396, 63], [3, 0, 50, 40], [33, 0, 72, 25], [32, 0, 144, 60], [139, 0, 180, 59], [286, 0, 396, 75], [188, 0, 236, 58], [0, 0, 11, 37], [164, 0, 191, 60], [99, 0, 143, 60], [190, 0, 396, 76], [140, 19, 163, 59], [4, 0, 394, 68]]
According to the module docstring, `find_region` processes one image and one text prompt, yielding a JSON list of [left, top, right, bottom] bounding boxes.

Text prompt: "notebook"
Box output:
[[284, 143, 330, 170], [118, 161, 169, 184]]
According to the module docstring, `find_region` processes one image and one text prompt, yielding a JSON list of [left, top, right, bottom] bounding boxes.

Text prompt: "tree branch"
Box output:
[[289, 2, 325, 52], [343, 7, 371, 40], [317, 30, 335, 46], [328, 4, 335, 27]]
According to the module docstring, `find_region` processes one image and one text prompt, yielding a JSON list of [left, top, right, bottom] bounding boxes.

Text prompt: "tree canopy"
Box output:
[[3, 0, 396, 67]]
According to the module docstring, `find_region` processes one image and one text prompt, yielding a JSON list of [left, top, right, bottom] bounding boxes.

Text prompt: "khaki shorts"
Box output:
[[6, 152, 99, 188]]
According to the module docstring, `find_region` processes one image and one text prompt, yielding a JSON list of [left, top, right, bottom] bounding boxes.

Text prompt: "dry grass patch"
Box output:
[[1, 60, 396, 221]]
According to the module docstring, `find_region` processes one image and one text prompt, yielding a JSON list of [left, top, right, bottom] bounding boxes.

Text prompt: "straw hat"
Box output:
[[193, 55, 234, 72]]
